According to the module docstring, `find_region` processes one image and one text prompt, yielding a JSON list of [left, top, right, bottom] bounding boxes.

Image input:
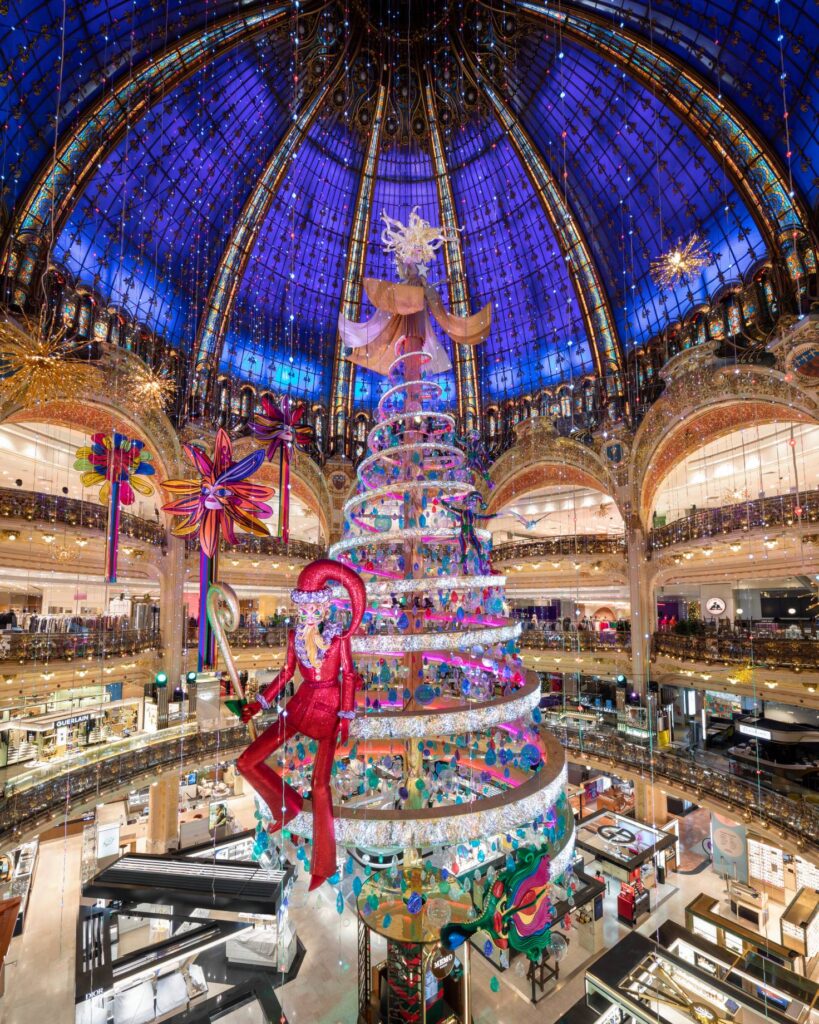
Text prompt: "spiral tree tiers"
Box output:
[[256, 339, 574, 925]]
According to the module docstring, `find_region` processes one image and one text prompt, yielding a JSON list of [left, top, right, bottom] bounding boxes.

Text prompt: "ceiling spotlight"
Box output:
[[551, 561, 560, 569], [729, 541, 742, 553], [763, 537, 778, 549], [787, 607, 797, 615], [702, 544, 713, 557], [75, 537, 88, 548], [42, 533, 55, 544], [682, 550, 694, 560]]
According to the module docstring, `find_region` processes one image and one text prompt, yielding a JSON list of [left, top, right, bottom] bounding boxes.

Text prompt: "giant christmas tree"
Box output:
[[251, 211, 575, 1016]]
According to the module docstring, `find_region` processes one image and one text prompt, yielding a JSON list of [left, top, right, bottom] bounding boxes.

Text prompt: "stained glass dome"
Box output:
[[1, 0, 815, 411]]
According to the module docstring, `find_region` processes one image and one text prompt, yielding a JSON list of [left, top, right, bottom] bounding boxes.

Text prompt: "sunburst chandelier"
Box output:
[[0, 312, 102, 406], [650, 233, 711, 289], [125, 363, 176, 413], [51, 543, 81, 564]]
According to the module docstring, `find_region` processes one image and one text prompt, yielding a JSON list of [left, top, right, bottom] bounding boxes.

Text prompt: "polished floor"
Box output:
[[0, 805, 791, 1024]]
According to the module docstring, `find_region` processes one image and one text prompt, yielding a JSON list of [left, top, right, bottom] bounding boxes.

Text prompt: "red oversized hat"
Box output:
[[290, 558, 366, 639]]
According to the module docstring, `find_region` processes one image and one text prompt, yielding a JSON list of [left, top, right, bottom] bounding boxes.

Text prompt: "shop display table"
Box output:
[[728, 881, 769, 929], [617, 881, 650, 925]]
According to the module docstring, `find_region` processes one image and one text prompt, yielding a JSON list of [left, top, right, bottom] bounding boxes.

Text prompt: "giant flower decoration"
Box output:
[[250, 394, 313, 459], [250, 395, 313, 545], [161, 429, 274, 557], [74, 432, 155, 506]]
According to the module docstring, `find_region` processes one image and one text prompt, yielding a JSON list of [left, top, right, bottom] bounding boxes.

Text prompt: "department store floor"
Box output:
[[1, 792, 796, 1024]]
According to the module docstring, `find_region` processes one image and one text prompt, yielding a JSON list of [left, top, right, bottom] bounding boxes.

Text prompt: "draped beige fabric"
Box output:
[[338, 274, 492, 377]]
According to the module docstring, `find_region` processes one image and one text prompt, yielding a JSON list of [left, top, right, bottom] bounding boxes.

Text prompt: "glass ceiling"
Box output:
[[1, 0, 814, 409]]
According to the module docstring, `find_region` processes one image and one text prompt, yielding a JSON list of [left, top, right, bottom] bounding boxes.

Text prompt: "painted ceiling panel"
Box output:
[[579, 0, 818, 204], [219, 110, 366, 400], [446, 114, 596, 399]]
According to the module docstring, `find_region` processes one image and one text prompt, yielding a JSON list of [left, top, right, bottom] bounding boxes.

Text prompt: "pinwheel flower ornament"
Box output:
[[161, 429, 274, 670], [161, 429, 274, 557], [75, 432, 155, 506], [250, 395, 313, 544], [74, 432, 155, 583]]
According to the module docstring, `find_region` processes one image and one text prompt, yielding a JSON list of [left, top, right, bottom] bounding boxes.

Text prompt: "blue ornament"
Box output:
[[415, 683, 435, 704]]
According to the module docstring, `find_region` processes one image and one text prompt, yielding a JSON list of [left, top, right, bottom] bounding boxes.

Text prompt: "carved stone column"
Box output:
[[625, 513, 654, 697], [146, 771, 179, 854], [159, 533, 186, 687], [322, 456, 357, 545]]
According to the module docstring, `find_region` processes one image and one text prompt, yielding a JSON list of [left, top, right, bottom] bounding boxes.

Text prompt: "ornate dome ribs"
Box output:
[[506, 27, 766, 348]]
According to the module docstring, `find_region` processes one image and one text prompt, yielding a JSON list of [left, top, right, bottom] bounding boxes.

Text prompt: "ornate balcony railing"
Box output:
[[185, 625, 287, 650], [0, 486, 166, 546], [492, 535, 627, 562], [652, 630, 819, 670], [184, 533, 324, 561], [519, 629, 631, 653], [2, 714, 815, 854], [0, 723, 247, 847], [0, 627, 161, 665], [649, 489, 819, 550], [552, 726, 819, 851]]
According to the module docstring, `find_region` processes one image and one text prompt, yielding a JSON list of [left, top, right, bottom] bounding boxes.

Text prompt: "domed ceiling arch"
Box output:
[[1, 0, 815, 421]]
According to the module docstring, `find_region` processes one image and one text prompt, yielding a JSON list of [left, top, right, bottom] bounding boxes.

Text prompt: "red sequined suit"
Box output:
[[236, 560, 365, 890]]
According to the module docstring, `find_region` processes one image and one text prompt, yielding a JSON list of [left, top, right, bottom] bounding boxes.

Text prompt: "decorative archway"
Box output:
[[632, 366, 819, 525], [0, 387, 184, 484], [487, 419, 619, 515]]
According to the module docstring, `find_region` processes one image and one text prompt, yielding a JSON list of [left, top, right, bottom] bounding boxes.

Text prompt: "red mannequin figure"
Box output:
[[238, 559, 366, 890]]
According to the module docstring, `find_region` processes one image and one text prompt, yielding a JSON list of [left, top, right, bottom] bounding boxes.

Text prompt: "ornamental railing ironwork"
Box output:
[[649, 489, 819, 550], [492, 535, 627, 562], [2, 716, 815, 854], [0, 723, 247, 847], [0, 486, 166, 545], [185, 625, 288, 650], [551, 727, 819, 851], [0, 627, 161, 664], [519, 629, 631, 653], [652, 631, 819, 670], [183, 533, 324, 561]]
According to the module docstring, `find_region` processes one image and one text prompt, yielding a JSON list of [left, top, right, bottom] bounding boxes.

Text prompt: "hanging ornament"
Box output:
[[0, 311, 102, 406], [125, 363, 177, 413], [74, 432, 155, 582], [650, 233, 711, 289], [161, 428, 274, 668], [250, 394, 314, 545]]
